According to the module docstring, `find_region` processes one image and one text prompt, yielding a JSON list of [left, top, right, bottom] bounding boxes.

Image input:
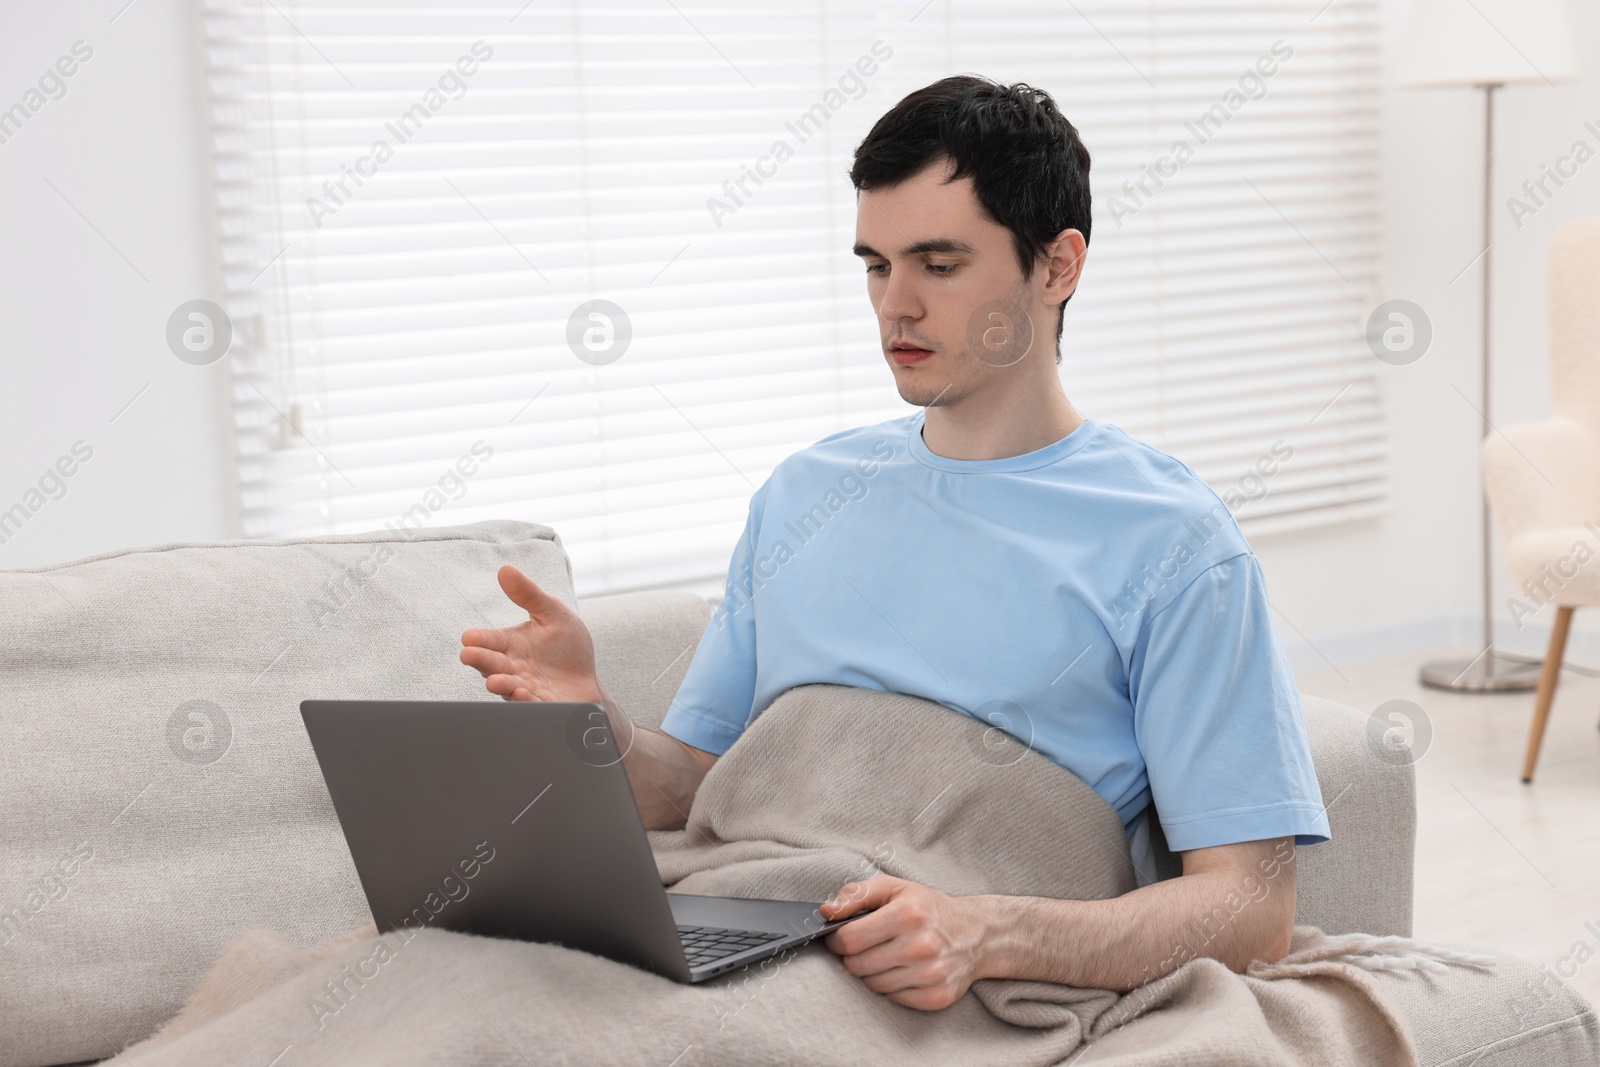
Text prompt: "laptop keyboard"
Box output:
[[676, 924, 787, 969]]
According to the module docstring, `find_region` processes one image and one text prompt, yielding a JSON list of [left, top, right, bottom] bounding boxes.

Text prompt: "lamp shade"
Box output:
[[1396, 0, 1578, 87]]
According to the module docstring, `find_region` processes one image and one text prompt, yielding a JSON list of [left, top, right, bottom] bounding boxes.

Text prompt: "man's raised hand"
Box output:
[[459, 565, 601, 703]]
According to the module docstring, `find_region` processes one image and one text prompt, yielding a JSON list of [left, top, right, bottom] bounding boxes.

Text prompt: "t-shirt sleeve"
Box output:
[[1128, 552, 1331, 853], [656, 493, 764, 755]]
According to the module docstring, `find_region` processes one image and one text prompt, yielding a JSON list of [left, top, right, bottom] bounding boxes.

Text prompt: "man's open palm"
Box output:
[[459, 565, 601, 703]]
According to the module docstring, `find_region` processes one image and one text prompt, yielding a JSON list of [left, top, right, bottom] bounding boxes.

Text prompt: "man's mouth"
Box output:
[[889, 343, 933, 366]]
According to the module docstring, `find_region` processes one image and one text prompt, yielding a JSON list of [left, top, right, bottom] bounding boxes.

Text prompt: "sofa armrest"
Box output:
[[579, 591, 716, 732], [1294, 694, 1416, 937]]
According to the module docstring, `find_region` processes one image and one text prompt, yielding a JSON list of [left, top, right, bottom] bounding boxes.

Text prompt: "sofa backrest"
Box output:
[[0, 520, 572, 1067], [579, 589, 716, 732]]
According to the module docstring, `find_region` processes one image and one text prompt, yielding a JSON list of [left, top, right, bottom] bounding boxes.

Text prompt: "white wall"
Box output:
[[3, 0, 1598, 666], [1257, 0, 1600, 669], [0, 0, 237, 570]]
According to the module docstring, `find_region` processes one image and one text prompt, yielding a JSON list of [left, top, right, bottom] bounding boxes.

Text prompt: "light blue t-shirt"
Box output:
[[659, 412, 1330, 872]]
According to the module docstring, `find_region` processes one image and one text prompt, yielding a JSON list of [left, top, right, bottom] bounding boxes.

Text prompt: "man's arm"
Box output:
[[459, 564, 719, 830], [979, 836, 1296, 986], [592, 679, 720, 830], [818, 836, 1296, 1010]]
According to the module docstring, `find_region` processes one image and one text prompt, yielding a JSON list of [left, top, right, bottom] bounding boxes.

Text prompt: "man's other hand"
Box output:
[[459, 565, 601, 703], [819, 874, 992, 1011]]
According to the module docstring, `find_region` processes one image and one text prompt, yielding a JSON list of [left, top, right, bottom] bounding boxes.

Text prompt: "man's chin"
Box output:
[[892, 375, 958, 408]]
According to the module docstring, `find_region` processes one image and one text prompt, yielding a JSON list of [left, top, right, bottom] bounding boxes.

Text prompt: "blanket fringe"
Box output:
[[1285, 932, 1498, 975]]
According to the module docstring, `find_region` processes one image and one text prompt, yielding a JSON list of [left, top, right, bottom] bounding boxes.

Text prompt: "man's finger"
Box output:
[[823, 908, 898, 957], [860, 963, 927, 996], [835, 934, 915, 980], [820, 876, 905, 955], [497, 564, 565, 620], [460, 626, 511, 653], [484, 673, 536, 701], [459, 646, 513, 679], [821, 874, 899, 918]]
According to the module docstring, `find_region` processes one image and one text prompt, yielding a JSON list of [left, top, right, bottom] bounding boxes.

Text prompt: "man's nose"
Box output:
[[876, 268, 923, 324]]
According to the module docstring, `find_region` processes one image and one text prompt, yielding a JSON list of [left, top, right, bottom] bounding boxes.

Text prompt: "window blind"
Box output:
[[201, 0, 1385, 597]]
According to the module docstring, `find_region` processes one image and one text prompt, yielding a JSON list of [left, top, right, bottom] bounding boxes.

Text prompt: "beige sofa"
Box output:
[[0, 520, 1594, 1066]]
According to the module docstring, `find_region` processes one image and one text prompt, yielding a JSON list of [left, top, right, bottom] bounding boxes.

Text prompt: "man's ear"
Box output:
[[1041, 228, 1087, 305]]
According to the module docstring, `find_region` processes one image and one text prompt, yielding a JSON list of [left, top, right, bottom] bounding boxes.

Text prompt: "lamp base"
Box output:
[[1419, 651, 1542, 692]]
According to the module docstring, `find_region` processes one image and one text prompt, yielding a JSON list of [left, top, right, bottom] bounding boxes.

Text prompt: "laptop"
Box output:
[[300, 699, 864, 983]]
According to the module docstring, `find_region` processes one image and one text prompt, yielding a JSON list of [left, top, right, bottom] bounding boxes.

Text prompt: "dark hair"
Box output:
[[849, 75, 1091, 349]]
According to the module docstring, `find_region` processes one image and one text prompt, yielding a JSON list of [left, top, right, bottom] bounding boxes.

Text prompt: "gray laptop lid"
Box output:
[[300, 699, 687, 980]]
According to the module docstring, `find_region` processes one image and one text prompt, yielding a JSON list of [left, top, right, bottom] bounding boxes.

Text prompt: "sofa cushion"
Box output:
[[0, 520, 571, 1067]]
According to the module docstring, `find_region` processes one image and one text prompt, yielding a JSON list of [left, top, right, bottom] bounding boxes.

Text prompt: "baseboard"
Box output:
[[1281, 610, 1600, 674]]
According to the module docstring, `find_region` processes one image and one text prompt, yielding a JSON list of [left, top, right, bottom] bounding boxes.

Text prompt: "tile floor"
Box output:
[[1297, 646, 1600, 1007]]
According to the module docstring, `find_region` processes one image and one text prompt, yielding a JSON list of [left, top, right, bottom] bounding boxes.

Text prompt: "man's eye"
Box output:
[[863, 261, 956, 275]]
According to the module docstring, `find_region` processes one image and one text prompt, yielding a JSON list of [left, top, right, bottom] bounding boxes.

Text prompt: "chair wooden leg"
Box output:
[[1522, 605, 1575, 784]]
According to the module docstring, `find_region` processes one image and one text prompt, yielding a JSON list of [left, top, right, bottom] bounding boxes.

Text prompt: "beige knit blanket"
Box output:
[[125, 685, 1449, 1066]]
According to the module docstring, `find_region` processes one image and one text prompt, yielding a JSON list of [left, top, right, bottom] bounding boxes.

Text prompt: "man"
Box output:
[[460, 75, 1328, 1012]]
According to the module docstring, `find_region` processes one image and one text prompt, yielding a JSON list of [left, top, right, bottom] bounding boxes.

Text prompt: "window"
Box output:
[[203, 0, 1384, 596]]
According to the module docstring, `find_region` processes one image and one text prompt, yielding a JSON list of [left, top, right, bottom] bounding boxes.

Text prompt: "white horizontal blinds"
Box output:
[[203, 0, 912, 595], [1113, 1, 1384, 533], [893, 1, 1386, 536], [203, 0, 1386, 598]]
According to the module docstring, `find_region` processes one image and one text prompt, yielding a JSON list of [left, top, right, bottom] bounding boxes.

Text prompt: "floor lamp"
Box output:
[[1395, 0, 1578, 692]]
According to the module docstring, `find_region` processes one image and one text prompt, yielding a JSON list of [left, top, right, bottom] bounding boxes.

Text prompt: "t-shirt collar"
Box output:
[[906, 409, 1099, 474]]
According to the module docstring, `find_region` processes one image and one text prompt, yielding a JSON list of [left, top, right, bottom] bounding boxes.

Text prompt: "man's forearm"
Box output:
[[594, 681, 716, 831], [974, 846, 1297, 991]]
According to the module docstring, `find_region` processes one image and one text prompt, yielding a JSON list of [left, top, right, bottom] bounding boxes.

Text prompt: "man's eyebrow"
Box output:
[[851, 237, 978, 259]]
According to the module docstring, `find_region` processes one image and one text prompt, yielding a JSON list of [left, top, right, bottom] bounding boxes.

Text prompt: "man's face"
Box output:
[[853, 158, 1043, 408]]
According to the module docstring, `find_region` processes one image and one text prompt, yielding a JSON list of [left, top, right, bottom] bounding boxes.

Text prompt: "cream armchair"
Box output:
[[1482, 216, 1600, 783]]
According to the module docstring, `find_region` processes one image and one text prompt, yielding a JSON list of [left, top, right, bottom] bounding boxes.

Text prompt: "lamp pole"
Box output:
[[1419, 82, 1540, 692]]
